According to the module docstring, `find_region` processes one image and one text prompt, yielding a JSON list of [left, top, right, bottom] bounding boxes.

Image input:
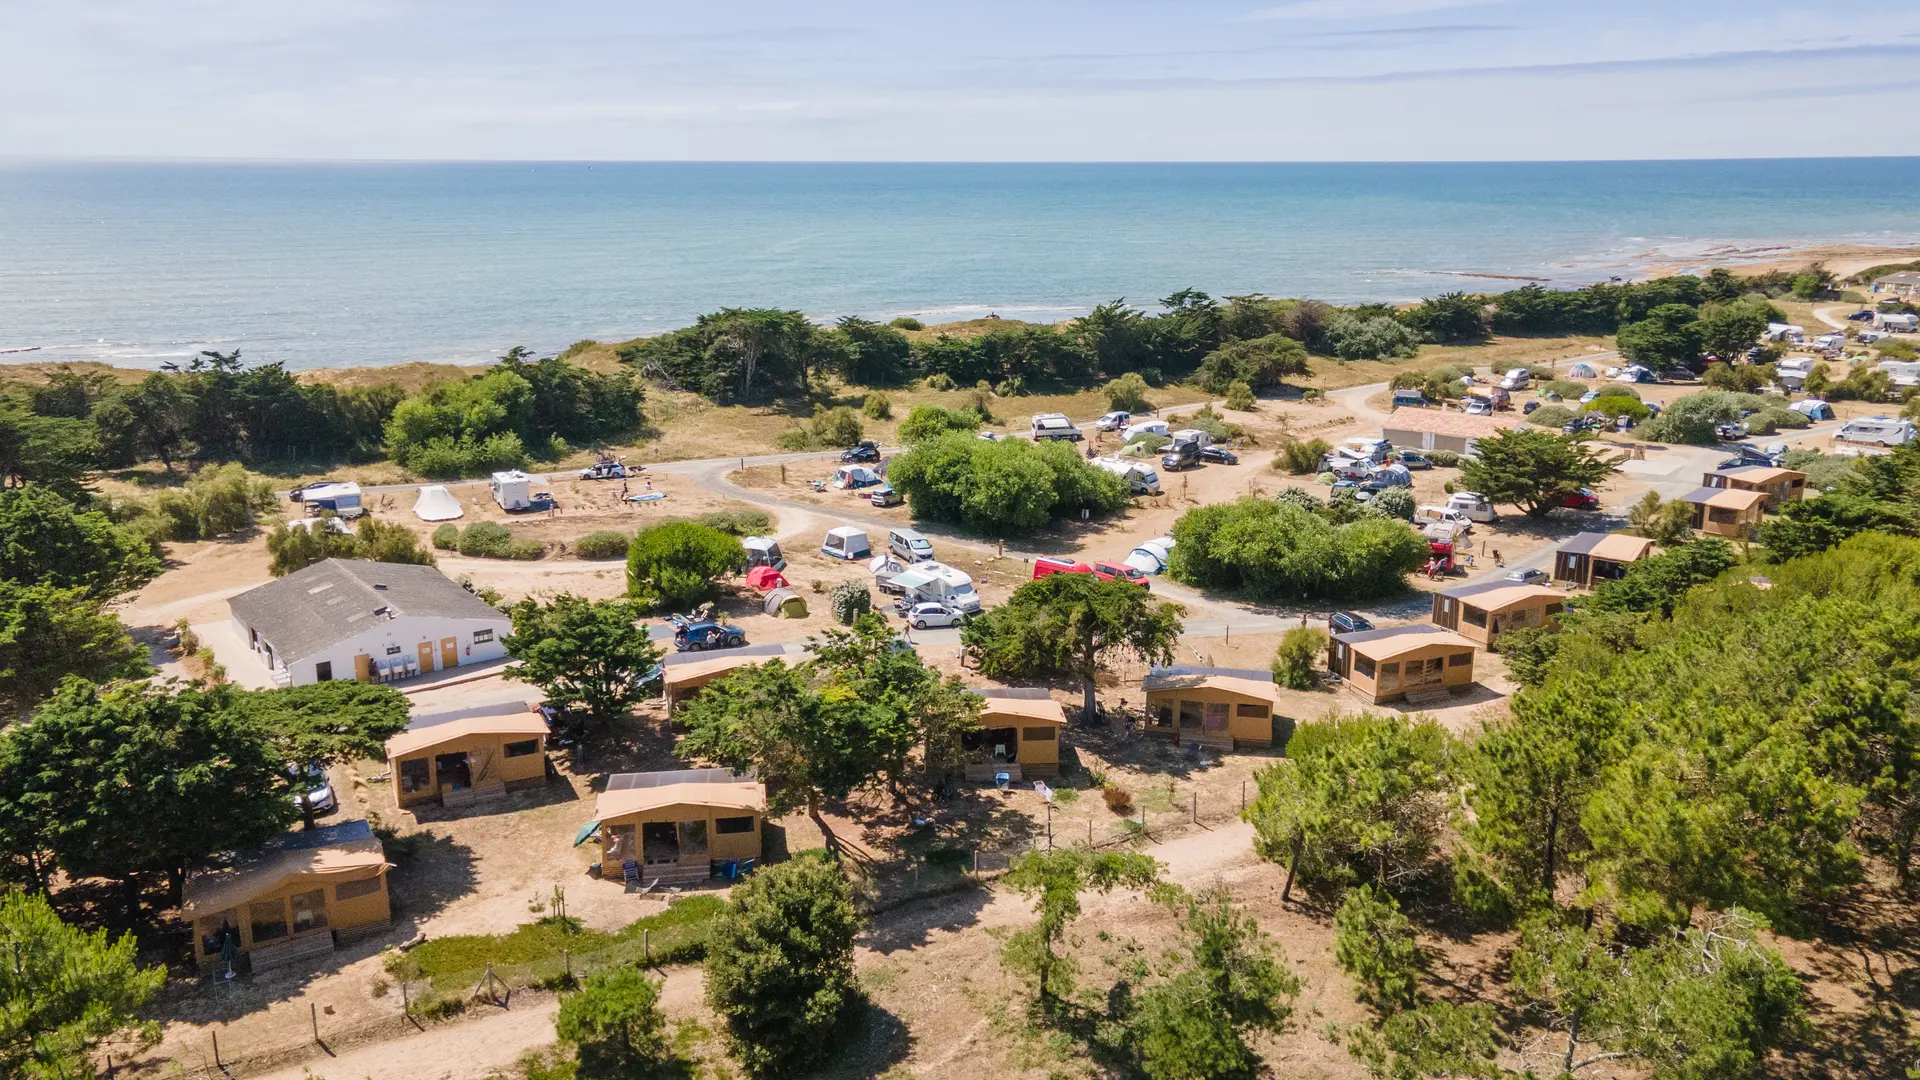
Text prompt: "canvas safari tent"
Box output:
[[412, 485, 463, 521], [182, 819, 391, 975], [962, 688, 1067, 781], [580, 768, 766, 886], [660, 644, 785, 711], [384, 701, 550, 810], [1142, 666, 1277, 749]]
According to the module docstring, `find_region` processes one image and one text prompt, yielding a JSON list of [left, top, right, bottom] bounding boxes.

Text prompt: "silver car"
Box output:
[[1504, 567, 1549, 586]]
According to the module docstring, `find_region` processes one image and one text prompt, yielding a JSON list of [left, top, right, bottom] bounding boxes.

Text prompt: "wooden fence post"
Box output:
[[1191, 791, 1197, 824], [212, 1031, 220, 1070], [311, 1002, 319, 1044]]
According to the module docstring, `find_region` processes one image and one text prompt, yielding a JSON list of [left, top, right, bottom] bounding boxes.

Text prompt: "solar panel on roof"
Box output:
[[604, 767, 748, 791], [265, 818, 373, 852], [407, 699, 533, 731]]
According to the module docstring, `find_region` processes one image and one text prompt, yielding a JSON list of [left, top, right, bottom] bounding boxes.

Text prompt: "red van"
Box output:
[[1031, 556, 1091, 580]]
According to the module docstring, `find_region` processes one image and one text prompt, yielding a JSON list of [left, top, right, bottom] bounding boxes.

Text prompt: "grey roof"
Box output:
[[606, 767, 754, 790], [263, 818, 374, 854], [228, 559, 506, 663], [1436, 579, 1522, 601], [970, 687, 1052, 700], [1555, 531, 1614, 557]]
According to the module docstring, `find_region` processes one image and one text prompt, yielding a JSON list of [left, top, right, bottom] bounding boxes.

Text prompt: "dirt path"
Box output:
[[1813, 304, 1855, 331]]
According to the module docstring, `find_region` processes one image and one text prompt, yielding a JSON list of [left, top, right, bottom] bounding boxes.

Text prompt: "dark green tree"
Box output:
[[1401, 292, 1489, 344], [1333, 885, 1422, 1011], [0, 581, 148, 714], [555, 967, 670, 1077], [828, 316, 915, 386], [625, 520, 744, 611], [1000, 849, 1160, 1008], [0, 487, 160, 597], [704, 855, 863, 1077], [1194, 334, 1309, 394], [1128, 885, 1300, 1080], [676, 660, 888, 817], [962, 572, 1183, 718], [240, 681, 411, 829], [1616, 303, 1704, 370], [806, 613, 981, 791], [1457, 428, 1618, 518], [0, 890, 166, 1080], [504, 594, 663, 726]]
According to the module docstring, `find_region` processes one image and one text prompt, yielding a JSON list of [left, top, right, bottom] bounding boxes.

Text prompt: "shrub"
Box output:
[[898, 404, 980, 443], [693, 508, 773, 536], [573, 530, 632, 560], [861, 392, 892, 420], [1325, 314, 1419, 361], [1369, 486, 1415, 521], [626, 520, 744, 610], [1103, 784, 1134, 814], [1334, 885, 1422, 1011], [1195, 334, 1308, 393], [1168, 499, 1429, 601], [1877, 337, 1919, 360], [458, 521, 545, 560], [1542, 379, 1586, 399], [967, 386, 996, 422], [995, 376, 1028, 397], [828, 580, 871, 625], [1274, 487, 1322, 513], [1424, 449, 1462, 467], [890, 316, 924, 331], [886, 433, 1130, 536], [1224, 381, 1257, 411], [432, 523, 460, 550], [777, 405, 865, 450], [1779, 449, 1858, 491], [1746, 408, 1808, 437], [1275, 437, 1332, 475], [1128, 433, 1171, 453], [1639, 390, 1760, 444], [923, 372, 955, 390], [1272, 627, 1326, 690], [1526, 405, 1577, 429], [1103, 372, 1154, 412], [555, 968, 669, 1075]]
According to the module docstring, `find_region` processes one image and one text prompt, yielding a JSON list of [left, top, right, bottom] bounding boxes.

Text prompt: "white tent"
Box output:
[[413, 485, 464, 522]]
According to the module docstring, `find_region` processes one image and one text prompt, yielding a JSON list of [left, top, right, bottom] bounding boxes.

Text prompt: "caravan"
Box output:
[[300, 482, 363, 519], [1836, 417, 1917, 447], [490, 471, 538, 511], [1091, 455, 1164, 495]]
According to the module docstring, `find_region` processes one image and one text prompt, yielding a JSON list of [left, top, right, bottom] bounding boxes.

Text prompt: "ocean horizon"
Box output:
[[4, 158, 1918, 372]]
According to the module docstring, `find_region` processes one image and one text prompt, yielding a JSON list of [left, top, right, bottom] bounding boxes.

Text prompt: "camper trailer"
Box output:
[[1876, 360, 1920, 389], [1836, 417, 1917, 447], [300, 482, 364, 519], [1091, 456, 1163, 495], [490, 471, 536, 511]]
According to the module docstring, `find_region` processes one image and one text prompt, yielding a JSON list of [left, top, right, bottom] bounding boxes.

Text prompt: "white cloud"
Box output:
[[1246, 0, 1503, 21]]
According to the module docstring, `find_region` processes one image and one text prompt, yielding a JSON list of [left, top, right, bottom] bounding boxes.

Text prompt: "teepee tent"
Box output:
[[413, 485, 464, 522]]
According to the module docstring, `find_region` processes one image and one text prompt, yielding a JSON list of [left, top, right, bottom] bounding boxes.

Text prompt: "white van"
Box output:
[[1497, 368, 1531, 391], [888, 527, 935, 563], [1836, 417, 1917, 447]]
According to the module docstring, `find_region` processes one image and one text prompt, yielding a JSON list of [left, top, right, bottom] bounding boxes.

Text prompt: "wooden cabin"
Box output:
[[1679, 486, 1769, 538], [1552, 532, 1656, 588], [587, 768, 765, 886], [1431, 582, 1563, 648], [385, 702, 550, 810], [661, 646, 786, 712], [1142, 667, 1277, 749], [182, 819, 390, 976], [1327, 625, 1478, 704], [962, 688, 1067, 782], [1702, 465, 1806, 510]]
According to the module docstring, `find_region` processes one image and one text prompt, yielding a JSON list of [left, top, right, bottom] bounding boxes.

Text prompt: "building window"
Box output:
[[1235, 704, 1268, 718], [677, 820, 708, 857], [715, 816, 755, 834], [1545, 603, 1564, 616], [1447, 651, 1472, 667], [289, 889, 328, 934], [398, 758, 430, 794], [315, 661, 333, 682], [1151, 703, 1174, 729], [1021, 726, 1057, 742], [1464, 607, 1488, 628], [472, 629, 494, 644], [1354, 656, 1376, 678], [503, 739, 539, 757], [336, 876, 383, 902], [1179, 700, 1204, 729], [249, 899, 289, 943]]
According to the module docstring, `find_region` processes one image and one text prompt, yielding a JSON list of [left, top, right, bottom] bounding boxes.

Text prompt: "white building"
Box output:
[[228, 559, 512, 687]]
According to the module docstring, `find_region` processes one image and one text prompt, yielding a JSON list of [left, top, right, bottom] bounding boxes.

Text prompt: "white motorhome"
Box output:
[[1873, 312, 1919, 333], [1836, 417, 1917, 447], [1030, 413, 1083, 441], [1875, 360, 1920, 389], [1775, 356, 1815, 390], [891, 562, 982, 613], [300, 482, 364, 519], [1092, 455, 1164, 495], [490, 471, 536, 511]]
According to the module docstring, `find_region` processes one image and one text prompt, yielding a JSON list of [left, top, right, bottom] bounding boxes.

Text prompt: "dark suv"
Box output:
[[840, 441, 881, 464], [1329, 611, 1374, 635], [674, 622, 747, 652]]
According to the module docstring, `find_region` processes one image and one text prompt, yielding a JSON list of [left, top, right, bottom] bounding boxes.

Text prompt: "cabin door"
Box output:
[[417, 641, 436, 673], [441, 637, 458, 668]]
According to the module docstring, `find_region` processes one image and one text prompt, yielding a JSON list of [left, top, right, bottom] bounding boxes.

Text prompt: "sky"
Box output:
[[2, 0, 1917, 161]]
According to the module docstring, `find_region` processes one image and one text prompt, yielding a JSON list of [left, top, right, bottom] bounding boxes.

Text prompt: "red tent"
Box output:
[[745, 566, 789, 592]]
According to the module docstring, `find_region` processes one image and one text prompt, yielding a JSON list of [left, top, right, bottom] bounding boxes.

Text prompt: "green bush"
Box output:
[[861, 392, 892, 420], [626, 520, 744, 609], [1746, 408, 1808, 436], [1423, 449, 1462, 467], [556, 968, 669, 1075], [1275, 438, 1332, 475], [1370, 486, 1416, 520], [828, 580, 871, 625], [692, 508, 773, 536], [1103, 372, 1154, 412], [1128, 433, 1171, 453], [1272, 627, 1326, 689], [1542, 379, 1587, 399], [1779, 449, 1859, 491], [1639, 391, 1764, 444], [994, 376, 1027, 397], [1274, 487, 1322, 513], [776, 405, 864, 451], [923, 372, 955, 390], [890, 316, 924, 331], [1224, 380, 1257, 411], [1168, 499, 1430, 601], [457, 521, 544, 560], [1526, 405, 1577, 429], [1325, 314, 1419, 361], [432, 523, 460, 550], [897, 404, 980, 442], [573, 530, 632, 560], [886, 433, 1130, 536]]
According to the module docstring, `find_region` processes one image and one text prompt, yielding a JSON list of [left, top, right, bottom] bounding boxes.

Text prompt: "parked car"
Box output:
[[1394, 450, 1433, 470], [1329, 611, 1374, 634], [674, 622, 747, 651], [840, 441, 882, 464], [578, 458, 629, 480], [1199, 445, 1239, 465], [513, 492, 559, 513], [1522, 400, 1541, 415], [867, 485, 902, 507], [1848, 310, 1876, 322], [1465, 398, 1495, 416], [1578, 390, 1601, 404], [1504, 567, 1549, 585], [1095, 410, 1132, 431], [291, 763, 336, 815], [975, 431, 1001, 441], [1715, 422, 1749, 441], [1562, 420, 1584, 435], [1090, 561, 1151, 587], [906, 602, 965, 630], [1559, 487, 1601, 511], [1160, 442, 1200, 471], [1391, 388, 1427, 408]]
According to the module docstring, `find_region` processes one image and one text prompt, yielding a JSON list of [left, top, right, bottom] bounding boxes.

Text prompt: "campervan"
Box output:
[[301, 482, 363, 519], [891, 562, 981, 614], [1338, 437, 1392, 464], [1030, 413, 1083, 441], [1091, 455, 1163, 495], [1836, 417, 1917, 447], [490, 471, 536, 511], [888, 527, 935, 563], [1497, 368, 1531, 391], [1873, 312, 1919, 333]]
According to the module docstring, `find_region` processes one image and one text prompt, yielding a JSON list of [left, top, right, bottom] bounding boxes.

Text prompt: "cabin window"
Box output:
[[398, 758, 430, 794], [1151, 703, 1174, 729], [1709, 507, 1737, 524], [289, 889, 328, 934], [249, 900, 289, 943], [314, 661, 333, 682], [1448, 651, 1472, 667], [716, 816, 755, 835], [1021, 726, 1057, 741], [198, 912, 238, 957], [504, 739, 539, 757], [1179, 701, 1204, 729], [1544, 602, 1563, 616], [473, 629, 494, 644], [1204, 703, 1229, 732], [677, 820, 708, 857], [1235, 704, 1268, 718], [336, 876, 383, 902], [1354, 656, 1376, 678], [1463, 607, 1488, 628]]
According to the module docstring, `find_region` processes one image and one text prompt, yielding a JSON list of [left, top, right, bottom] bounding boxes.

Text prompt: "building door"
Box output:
[[441, 637, 458, 668], [417, 641, 436, 673], [435, 752, 471, 792]]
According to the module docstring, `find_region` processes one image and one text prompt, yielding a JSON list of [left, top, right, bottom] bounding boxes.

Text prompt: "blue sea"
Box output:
[[3, 159, 1919, 372]]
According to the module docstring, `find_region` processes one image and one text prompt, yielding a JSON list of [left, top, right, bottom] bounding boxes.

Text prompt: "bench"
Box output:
[[248, 931, 335, 973]]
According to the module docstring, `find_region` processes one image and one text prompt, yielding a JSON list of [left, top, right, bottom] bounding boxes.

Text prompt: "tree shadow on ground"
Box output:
[[804, 997, 916, 1079], [385, 831, 479, 928]]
